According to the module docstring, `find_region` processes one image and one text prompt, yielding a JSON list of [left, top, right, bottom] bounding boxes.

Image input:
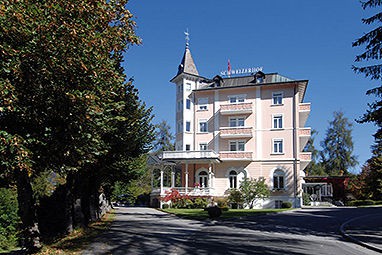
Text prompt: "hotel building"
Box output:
[[157, 43, 311, 208]]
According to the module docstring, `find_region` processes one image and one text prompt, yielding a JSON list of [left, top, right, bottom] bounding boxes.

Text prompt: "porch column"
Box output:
[[185, 163, 189, 194], [160, 166, 164, 196], [208, 163, 212, 188], [171, 166, 175, 188]]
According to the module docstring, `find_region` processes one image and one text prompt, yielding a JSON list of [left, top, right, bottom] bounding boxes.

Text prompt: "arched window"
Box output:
[[273, 169, 285, 190], [198, 171, 208, 188], [229, 170, 238, 189]]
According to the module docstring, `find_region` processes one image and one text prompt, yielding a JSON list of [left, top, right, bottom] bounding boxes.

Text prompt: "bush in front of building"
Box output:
[[193, 197, 208, 209], [347, 199, 376, 206], [302, 193, 311, 206], [0, 188, 20, 252], [227, 189, 244, 209], [281, 201, 292, 208]]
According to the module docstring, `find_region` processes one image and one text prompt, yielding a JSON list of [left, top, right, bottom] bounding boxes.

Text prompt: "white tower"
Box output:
[[170, 32, 200, 151]]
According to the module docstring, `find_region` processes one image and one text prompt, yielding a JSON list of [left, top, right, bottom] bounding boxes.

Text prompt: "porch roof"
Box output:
[[160, 150, 221, 164]]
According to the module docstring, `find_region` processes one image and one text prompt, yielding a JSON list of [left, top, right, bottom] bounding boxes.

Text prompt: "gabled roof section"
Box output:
[[176, 46, 199, 76]]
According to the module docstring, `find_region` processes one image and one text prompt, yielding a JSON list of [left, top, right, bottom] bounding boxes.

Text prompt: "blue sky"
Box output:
[[123, 1, 379, 172]]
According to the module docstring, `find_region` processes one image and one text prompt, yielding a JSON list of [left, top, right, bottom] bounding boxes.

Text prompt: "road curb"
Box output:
[[339, 213, 382, 253]]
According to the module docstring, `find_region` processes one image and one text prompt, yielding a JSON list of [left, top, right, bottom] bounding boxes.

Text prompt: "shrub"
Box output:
[[227, 189, 244, 208], [0, 188, 19, 251], [302, 193, 311, 206], [215, 197, 228, 208], [193, 198, 208, 209], [281, 201, 292, 208], [347, 199, 375, 206], [162, 204, 169, 209]]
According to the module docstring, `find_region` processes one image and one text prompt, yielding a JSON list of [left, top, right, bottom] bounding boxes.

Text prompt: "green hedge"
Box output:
[[281, 202, 292, 208], [0, 188, 19, 251], [347, 199, 376, 206]]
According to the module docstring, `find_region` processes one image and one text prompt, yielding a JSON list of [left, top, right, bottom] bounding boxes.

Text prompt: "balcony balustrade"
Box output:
[[220, 103, 253, 115], [220, 127, 253, 138], [300, 152, 312, 171], [299, 103, 311, 127], [219, 151, 253, 161], [299, 127, 311, 151]]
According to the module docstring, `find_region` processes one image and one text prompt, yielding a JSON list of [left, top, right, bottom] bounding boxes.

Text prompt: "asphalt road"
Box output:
[[83, 207, 381, 255]]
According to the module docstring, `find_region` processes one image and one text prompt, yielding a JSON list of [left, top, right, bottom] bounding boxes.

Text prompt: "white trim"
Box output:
[[272, 91, 284, 106], [228, 94, 246, 104], [272, 138, 284, 154], [269, 166, 288, 190], [272, 114, 283, 129], [229, 140, 246, 151], [198, 119, 208, 133]]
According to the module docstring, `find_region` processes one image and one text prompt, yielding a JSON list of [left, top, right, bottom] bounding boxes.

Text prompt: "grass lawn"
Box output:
[[162, 208, 293, 220]]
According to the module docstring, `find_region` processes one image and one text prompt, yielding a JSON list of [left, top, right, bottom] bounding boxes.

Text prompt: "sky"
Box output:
[[122, 0, 379, 173]]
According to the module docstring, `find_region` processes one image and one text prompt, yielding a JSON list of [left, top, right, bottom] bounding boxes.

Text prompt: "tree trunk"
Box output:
[[16, 169, 42, 252], [64, 173, 74, 234]]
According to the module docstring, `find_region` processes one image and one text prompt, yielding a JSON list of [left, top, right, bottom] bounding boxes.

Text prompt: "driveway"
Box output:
[[83, 207, 380, 255]]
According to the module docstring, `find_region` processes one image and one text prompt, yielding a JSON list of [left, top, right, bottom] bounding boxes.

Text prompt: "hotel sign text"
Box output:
[[220, 66, 263, 77]]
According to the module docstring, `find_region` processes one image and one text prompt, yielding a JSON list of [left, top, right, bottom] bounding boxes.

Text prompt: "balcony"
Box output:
[[220, 127, 253, 139], [300, 152, 312, 171], [220, 103, 253, 115], [161, 150, 220, 163], [299, 103, 311, 127], [219, 151, 253, 161], [299, 127, 311, 151]]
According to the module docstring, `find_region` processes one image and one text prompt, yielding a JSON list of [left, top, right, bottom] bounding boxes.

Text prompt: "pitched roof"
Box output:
[[176, 46, 199, 76]]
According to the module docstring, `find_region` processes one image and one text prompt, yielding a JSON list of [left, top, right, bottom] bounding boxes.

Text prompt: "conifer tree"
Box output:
[[353, 0, 382, 199], [320, 111, 358, 175]]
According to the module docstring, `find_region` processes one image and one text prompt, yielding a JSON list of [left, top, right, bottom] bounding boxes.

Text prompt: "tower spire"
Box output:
[[184, 29, 190, 48]]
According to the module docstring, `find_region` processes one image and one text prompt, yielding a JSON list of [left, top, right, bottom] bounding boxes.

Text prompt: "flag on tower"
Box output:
[[228, 59, 232, 77]]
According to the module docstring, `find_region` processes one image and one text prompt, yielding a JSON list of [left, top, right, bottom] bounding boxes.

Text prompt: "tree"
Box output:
[[239, 178, 270, 209], [0, 0, 153, 250], [153, 120, 175, 153], [353, 0, 382, 200], [320, 111, 358, 175], [304, 129, 326, 176]]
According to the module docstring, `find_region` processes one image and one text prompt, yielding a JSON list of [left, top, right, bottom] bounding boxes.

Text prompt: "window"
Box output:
[[177, 121, 183, 133], [229, 141, 245, 151], [185, 144, 191, 151], [229, 95, 245, 104], [185, 82, 191, 91], [273, 170, 285, 190], [186, 121, 191, 132], [229, 117, 245, 127], [272, 92, 283, 105], [199, 143, 208, 151], [273, 139, 283, 154], [199, 120, 208, 133], [198, 171, 208, 188], [273, 115, 283, 129], [198, 98, 208, 110], [186, 99, 191, 110], [229, 170, 238, 189], [177, 100, 183, 112]]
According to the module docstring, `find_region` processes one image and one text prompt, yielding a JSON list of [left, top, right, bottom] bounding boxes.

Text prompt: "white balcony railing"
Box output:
[[162, 150, 219, 161], [299, 127, 311, 151]]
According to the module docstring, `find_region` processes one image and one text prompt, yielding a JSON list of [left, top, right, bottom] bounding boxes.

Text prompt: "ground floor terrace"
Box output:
[[148, 151, 306, 209]]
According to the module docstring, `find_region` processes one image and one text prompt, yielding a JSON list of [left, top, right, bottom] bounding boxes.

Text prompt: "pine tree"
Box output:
[[353, 0, 382, 200], [320, 111, 358, 175], [304, 129, 326, 176], [153, 120, 175, 153]]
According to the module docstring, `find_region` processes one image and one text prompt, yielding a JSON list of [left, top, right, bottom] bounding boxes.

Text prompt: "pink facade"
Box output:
[[160, 45, 311, 208]]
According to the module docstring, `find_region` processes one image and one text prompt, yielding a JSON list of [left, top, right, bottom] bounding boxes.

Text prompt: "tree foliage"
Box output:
[[320, 111, 358, 175], [0, 0, 154, 250], [239, 178, 270, 209], [353, 0, 382, 200], [304, 129, 326, 176], [153, 120, 175, 153]]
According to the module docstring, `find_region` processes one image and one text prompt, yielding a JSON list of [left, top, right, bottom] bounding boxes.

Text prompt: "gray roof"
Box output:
[[176, 46, 199, 76]]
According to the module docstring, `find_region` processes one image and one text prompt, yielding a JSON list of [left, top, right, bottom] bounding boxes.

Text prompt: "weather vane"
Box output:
[[184, 29, 190, 47]]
